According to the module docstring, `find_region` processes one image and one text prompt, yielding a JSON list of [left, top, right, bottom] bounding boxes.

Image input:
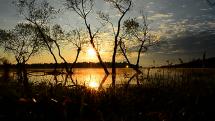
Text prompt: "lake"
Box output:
[[1, 68, 215, 89]]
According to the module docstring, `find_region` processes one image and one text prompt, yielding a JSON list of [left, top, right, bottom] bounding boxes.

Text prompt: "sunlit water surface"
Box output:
[[1, 68, 215, 89]]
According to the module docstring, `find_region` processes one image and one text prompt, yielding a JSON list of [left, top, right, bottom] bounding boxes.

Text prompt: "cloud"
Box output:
[[160, 30, 215, 55], [146, 14, 215, 59], [148, 13, 173, 21], [200, 8, 210, 11]]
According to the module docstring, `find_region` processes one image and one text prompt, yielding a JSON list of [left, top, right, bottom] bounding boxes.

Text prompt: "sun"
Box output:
[[87, 48, 96, 57]]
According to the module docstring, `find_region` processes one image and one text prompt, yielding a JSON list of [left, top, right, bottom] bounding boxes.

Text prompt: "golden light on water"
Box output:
[[88, 81, 99, 89]]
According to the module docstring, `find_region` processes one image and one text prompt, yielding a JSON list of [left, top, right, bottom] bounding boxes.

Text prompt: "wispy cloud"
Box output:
[[148, 13, 173, 21]]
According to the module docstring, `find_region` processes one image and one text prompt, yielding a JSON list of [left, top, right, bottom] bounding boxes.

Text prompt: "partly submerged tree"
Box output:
[[120, 15, 159, 72], [0, 23, 43, 96], [65, 29, 88, 70], [98, 0, 132, 86], [13, 0, 60, 72], [14, 0, 73, 73], [65, 0, 110, 75], [51, 24, 71, 73]]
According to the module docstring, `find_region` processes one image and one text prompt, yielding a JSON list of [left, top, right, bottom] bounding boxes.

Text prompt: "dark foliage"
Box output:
[[0, 71, 215, 121]]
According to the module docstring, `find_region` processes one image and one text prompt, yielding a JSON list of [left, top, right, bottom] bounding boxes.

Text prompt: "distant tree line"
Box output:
[[160, 57, 215, 68], [0, 62, 136, 69]]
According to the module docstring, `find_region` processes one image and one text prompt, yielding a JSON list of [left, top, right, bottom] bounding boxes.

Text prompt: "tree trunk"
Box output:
[[22, 62, 31, 97], [30, 21, 58, 72], [91, 40, 109, 75], [111, 39, 118, 88], [71, 47, 81, 69], [53, 40, 70, 73], [136, 42, 144, 68], [111, 2, 131, 88], [119, 42, 142, 74], [84, 20, 109, 75]]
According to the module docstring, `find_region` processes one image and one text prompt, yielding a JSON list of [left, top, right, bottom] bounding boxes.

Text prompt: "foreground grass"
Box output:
[[0, 72, 215, 121]]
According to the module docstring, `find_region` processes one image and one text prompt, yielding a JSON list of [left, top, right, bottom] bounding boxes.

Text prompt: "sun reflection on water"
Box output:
[[26, 68, 135, 88], [88, 81, 99, 89], [84, 74, 101, 90]]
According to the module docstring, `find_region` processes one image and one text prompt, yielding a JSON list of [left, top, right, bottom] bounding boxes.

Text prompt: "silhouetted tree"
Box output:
[[14, 0, 76, 74], [98, 0, 132, 87], [0, 23, 42, 65], [0, 23, 42, 96], [66, 29, 88, 70], [14, 0, 60, 72], [51, 24, 71, 73], [120, 14, 159, 72], [65, 0, 110, 75]]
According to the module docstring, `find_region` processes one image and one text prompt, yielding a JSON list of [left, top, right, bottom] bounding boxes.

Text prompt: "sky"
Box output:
[[0, 0, 215, 66]]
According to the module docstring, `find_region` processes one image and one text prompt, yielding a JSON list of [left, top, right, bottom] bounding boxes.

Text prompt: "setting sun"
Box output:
[[87, 48, 96, 57]]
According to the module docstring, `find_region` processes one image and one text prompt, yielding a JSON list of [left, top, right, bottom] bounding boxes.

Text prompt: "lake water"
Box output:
[[24, 68, 136, 88], [1, 68, 215, 89]]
